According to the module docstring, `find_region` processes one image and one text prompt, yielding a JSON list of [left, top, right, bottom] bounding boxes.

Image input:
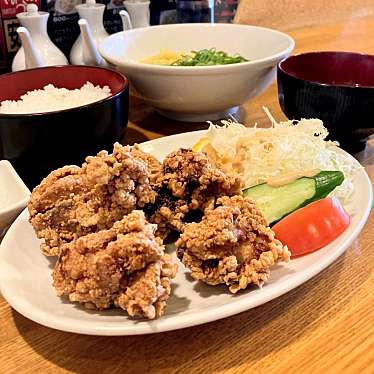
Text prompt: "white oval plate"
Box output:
[[0, 131, 372, 336]]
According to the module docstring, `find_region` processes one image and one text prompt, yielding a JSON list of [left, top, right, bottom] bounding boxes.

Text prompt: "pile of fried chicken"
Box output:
[[28, 143, 290, 320]]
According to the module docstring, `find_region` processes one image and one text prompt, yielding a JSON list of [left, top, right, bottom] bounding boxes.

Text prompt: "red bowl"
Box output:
[[0, 65, 129, 188], [277, 51, 374, 153]]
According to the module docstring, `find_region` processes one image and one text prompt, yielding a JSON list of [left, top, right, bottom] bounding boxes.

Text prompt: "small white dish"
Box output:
[[0, 160, 30, 235], [99, 23, 294, 121], [0, 131, 371, 336]]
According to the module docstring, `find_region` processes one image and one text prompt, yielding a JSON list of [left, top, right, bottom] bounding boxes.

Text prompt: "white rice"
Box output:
[[0, 82, 111, 114]]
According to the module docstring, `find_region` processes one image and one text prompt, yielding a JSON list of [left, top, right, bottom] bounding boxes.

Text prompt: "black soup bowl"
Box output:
[[277, 51, 374, 153], [0, 65, 129, 188]]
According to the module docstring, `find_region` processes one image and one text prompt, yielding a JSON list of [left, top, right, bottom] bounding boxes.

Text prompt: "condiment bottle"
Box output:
[[70, 0, 109, 66], [12, 4, 68, 72], [121, 1, 150, 29]]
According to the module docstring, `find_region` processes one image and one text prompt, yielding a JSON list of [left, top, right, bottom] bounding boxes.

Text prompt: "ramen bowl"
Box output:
[[99, 23, 294, 122]]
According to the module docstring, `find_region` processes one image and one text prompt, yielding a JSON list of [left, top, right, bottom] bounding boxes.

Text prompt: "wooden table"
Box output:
[[1, 17, 374, 374]]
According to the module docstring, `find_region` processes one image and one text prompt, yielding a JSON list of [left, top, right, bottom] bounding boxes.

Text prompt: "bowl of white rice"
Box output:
[[0, 65, 129, 188]]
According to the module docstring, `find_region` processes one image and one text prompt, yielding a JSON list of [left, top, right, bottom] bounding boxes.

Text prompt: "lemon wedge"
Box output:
[[192, 137, 210, 152]]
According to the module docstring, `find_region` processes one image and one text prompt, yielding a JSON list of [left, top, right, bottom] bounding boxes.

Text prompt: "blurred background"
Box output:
[[234, 0, 374, 31], [0, 0, 239, 73]]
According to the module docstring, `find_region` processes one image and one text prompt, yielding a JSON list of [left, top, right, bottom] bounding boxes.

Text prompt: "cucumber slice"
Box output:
[[242, 171, 344, 224]]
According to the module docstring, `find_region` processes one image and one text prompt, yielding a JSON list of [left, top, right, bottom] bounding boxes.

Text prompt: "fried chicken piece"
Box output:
[[130, 144, 161, 184], [176, 195, 290, 293], [53, 210, 177, 319], [146, 148, 242, 238], [29, 143, 158, 256]]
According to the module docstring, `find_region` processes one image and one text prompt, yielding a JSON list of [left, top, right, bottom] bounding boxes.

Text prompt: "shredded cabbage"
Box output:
[[204, 115, 361, 207]]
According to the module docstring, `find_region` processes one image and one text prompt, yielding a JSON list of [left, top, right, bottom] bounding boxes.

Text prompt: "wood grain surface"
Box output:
[[1, 16, 374, 374]]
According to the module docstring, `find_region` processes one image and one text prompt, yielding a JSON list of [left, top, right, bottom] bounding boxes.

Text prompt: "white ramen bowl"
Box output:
[[99, 23, 295, 122]]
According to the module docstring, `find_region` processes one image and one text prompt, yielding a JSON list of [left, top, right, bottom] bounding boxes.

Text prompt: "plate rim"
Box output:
[[0, 130, 372, 336]]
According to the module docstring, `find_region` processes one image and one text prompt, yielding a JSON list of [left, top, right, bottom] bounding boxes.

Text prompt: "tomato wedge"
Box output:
[[272, 197, 350, 257]]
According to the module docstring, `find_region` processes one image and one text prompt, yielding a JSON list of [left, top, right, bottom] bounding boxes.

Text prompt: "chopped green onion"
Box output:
[[171, 48, 248, 66]]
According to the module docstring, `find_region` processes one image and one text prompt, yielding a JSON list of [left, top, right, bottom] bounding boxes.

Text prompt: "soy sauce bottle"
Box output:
[[176, 0, 214, 23]]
